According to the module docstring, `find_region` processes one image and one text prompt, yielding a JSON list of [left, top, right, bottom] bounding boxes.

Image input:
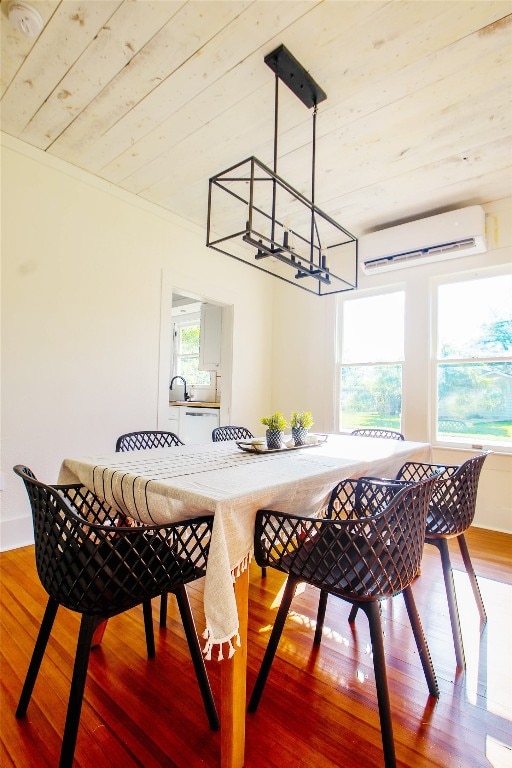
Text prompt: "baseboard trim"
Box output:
[[1, 515, 34, 552]]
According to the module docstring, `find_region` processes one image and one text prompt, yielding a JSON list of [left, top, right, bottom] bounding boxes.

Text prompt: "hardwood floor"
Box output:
[[1, 528, 511, 767]]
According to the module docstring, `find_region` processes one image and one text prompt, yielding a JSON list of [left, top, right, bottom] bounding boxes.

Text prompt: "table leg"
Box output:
[[220, 566, 249, 768], [91, 619, 108, 647]]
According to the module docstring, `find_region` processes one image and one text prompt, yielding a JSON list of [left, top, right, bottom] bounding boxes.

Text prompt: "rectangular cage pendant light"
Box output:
[[206, 45, 358, 297]]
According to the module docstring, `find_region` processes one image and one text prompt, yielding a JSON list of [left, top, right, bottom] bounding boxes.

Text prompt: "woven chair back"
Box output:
[[351, 428, 404, 440], [14, 466, 212, 616], [116, 431, 183, 451], [397, 452, 489, 537], [212, 426, 254, 442], [255, 474, 438, 602]]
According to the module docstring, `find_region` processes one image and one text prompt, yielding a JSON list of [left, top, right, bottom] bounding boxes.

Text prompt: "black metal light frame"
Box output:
[[206, 45, 358, 296]]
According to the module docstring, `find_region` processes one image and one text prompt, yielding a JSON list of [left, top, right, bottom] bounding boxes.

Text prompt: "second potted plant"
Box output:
[[290, 411, 314, 446], [261, 412, 288, 449]]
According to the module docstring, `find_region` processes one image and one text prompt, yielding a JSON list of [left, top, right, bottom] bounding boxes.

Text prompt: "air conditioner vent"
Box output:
[[360, 207, 486, 274]]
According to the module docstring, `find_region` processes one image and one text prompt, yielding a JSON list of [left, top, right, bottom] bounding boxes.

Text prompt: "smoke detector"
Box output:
[[8, 2, 43, 37]]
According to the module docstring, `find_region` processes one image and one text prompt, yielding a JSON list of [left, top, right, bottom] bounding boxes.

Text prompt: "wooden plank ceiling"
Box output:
[[1, 0, 511, 237]]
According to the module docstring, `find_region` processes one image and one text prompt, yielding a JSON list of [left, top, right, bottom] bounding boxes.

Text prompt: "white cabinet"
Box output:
[[199, 303, 222, 371], [168, 405, 219, 444], [180, 407, 219, 444], [168, 406, 180, 436]]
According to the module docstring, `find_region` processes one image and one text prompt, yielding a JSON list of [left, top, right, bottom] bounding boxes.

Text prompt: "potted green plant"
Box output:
[[290, 411, 314, 446], [261, 412, 288, 449]]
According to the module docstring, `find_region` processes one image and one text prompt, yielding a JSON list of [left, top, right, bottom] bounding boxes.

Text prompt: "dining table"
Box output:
[[58, 433, 431, 768]]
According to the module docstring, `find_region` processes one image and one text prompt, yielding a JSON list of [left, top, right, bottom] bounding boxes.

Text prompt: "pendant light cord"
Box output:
[[271, 72, 279, 245], [310, 103, 317, 265]]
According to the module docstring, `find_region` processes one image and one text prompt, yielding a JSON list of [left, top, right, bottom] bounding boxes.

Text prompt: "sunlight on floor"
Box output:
[[269, 579, 306, 610], [486, 735, 512, 768], [454, 570, 512, 721], [260, 568, 512, 721]]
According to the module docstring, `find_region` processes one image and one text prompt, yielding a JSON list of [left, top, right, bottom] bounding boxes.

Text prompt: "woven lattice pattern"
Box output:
[[326, 477, 408, 520], [254, 475, 438, 601], [212, 426, 254, 442], [115, 431, 184, 451], [14, 466, 212, 616], [397, 452, 489, 538], [351, 428, 404, 441]]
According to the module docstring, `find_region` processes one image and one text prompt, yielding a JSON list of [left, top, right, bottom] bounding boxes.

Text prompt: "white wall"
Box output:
[[2, 133, 510, 545], [1, 135, 274, 549], [272, 198, 512, 533]]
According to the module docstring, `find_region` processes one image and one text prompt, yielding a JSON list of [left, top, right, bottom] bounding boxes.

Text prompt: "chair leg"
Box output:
[[402, 587, 439, 697], [142, 600, 155, 659], [348, 604, 359, 623], [248, 576, 299, 713], [59, 615, 101, 768], [261, 567, 267, 578], [361, 602, 396, 768], [314, 589, 328, 645], [457, 534, 487, 626], [159, 592, 168, 628], [173, 585, 219, 731], [431, 538, 465, 669], [16, 598, 59, 718]]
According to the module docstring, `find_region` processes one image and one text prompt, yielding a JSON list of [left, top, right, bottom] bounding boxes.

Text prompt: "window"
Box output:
[[174, 317, 211, 386], [338, 291, 405, 431], [435, 272, 512, 449]]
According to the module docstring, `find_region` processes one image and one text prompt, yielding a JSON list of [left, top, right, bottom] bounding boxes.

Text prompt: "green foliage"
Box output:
[[180, 325, 200, 355], [290, 411, 314, 429], [341, 365, 402, 420], [261, 412, 288, 431], [480, 319, 512, 351]]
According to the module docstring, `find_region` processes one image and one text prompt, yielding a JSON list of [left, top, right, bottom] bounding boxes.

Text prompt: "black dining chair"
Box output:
[[115, 430, 184, 451], [115, 430, 184, 626], [394, 451, 490, 668], [343, 452, 489, 669], [249, 474, 440, 768], [13, 465, 219, 768], [212, 425, 254, 442], [351, 428, 405, 440], [314, 427, 404, 625]]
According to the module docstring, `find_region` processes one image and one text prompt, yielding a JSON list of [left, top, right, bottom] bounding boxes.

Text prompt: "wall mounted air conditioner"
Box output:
[[360, 206, 487, 274]]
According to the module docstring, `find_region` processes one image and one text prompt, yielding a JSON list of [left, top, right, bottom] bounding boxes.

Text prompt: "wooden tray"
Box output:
[[236, 434, 328, 454]]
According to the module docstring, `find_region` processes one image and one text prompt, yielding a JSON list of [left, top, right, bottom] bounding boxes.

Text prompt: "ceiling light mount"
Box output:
[[263, 44, 326, 110], [207, 45, 358, 296]]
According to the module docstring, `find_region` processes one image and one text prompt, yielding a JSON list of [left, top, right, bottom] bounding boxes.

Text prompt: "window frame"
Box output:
[[173, 312, 212, 390], [430, 264, 512, 453], [336, 286, 406, 433]]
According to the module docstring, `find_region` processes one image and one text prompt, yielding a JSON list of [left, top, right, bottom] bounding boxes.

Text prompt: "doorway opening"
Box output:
[[157, 283, 233, 430]]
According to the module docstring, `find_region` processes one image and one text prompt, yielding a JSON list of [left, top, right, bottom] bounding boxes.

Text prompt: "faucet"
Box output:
[[170, 375, 190, 401]]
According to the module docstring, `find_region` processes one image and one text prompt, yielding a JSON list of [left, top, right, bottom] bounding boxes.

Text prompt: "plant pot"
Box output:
[[266, 429, 284, 450], [292, 427, 309, 446]]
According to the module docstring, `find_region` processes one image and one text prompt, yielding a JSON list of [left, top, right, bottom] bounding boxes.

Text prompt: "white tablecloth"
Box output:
[[58, 435, 430, 657]]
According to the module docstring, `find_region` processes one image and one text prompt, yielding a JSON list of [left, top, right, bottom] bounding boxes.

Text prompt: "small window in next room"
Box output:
[[434, 270, 512, 450], [338, 290, 405, 432], [174, 317, 211, 386]]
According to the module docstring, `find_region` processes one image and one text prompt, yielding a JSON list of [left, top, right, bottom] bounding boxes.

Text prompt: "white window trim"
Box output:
[[430, 264, 512, 454], [173, 312, 213, 393], [336, 286, 405, 433]]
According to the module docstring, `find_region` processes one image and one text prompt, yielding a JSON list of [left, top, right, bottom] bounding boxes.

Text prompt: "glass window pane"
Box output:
[[179, 324, 200, 355], [438, 275, 512, 359], [437, 362, 512, 445], [342, 292, 404, 364], [178, 356, 211, 385], [340, 365, 402, 430]]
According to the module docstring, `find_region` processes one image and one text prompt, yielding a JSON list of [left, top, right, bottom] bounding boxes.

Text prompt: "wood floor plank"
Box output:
[[1, 531, 511, 768]]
